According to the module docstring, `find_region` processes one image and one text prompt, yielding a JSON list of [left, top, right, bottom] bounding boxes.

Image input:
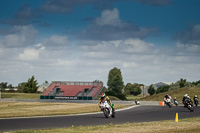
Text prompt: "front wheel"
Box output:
[[103, 108, 110, 118]]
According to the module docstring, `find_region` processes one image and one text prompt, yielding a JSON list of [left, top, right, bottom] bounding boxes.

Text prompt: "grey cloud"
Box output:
[[137, 0, 172, 6], [79, 8, 158, 41], [40, 0, 92, 13], [1, 4, 50, 27], [40, 0, 172, 14], [1, 4, 40, 26], [80, 24, 157, 41], [0, 25, 38, 47], [175, 24, 200, 45]]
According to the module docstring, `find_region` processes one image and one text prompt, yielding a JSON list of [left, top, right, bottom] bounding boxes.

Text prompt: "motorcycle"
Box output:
[[174, 100, 178, 106], [100, 101, 115, 118], [135, 100, 140, 105], [185, 99, 194, 112], [194, 98, 199, 107], [165, 98, 173, 108]]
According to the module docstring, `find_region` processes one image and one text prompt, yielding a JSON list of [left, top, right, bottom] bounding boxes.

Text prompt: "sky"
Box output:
[[0, 0, 200, 86]]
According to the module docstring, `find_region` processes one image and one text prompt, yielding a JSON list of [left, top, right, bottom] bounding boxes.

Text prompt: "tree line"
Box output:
[[148, 78, 200, 95], [0, 76, 39, 93]]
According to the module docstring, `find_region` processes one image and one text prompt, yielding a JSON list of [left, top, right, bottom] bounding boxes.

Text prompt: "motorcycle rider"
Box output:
[[98, 93, 113, 109], [135, 99, 140, 105], [174, 97, 178, 105], [193, 95, 199, 101], [193, 95, 199, 106], [164, 94, 172, 104], [182, 94, 193, 107]]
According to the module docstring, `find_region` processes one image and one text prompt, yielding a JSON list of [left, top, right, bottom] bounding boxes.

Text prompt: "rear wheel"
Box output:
[[111, 108, 115, 118]]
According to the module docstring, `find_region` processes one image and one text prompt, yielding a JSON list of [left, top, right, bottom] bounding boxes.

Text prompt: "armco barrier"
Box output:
[[40, 96, 93, 100], [40, 95, 55, 99]]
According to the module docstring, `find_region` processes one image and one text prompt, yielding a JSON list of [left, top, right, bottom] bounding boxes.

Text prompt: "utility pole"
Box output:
[[0, 88, 1, 100]]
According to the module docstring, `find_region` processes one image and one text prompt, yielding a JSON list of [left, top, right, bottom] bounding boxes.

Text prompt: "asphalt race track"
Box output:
[[0, 106, 200, 131]]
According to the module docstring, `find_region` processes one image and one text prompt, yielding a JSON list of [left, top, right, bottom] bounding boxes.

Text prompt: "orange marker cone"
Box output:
[[175, 113, 178, 122]]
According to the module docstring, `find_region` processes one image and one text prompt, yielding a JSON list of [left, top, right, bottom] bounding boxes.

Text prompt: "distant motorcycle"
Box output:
[[174, 100, 178, 106], [135, 100, 140, 105], [194, 98, 199, 107], [185, 99, 194, 112], [165, 98, 173, 108], [100, 101, 115, 118]]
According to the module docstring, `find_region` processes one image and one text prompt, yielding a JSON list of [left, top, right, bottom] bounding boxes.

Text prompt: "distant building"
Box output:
[[153, 82, 171, 90]]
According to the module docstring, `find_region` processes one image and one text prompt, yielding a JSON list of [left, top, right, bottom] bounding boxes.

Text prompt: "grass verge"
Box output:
[[1, 93, 40, 99], [6, 117, 200, 133], [0, 102, 128, 118]]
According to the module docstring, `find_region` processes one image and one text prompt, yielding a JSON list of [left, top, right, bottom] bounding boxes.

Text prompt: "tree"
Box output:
[[125, 83, 142, 96], [124, 83, 132, 95], [148, 84, 155, 95], [179, 78, 186, 88], [107, 67, 124, 94], [23, 75, 38, 93], [156, 85, 169, 94], [0, 82, 8, 88]]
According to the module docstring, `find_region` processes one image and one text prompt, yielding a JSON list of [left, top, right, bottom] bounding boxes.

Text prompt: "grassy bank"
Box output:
[[0, 102, 128, 118], [1, 92, 40, 99], [140, 86, 200, 102], [7, 117, 200, 133]]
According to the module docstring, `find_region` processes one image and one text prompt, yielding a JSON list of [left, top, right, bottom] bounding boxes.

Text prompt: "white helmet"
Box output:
[[184, 94, 188, 97], [101, 93, 106, 98]]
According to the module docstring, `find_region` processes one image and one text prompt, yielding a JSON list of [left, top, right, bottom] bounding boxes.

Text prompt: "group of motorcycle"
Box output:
[[164, 95, 199, 112], [99, 94, 199, 118]]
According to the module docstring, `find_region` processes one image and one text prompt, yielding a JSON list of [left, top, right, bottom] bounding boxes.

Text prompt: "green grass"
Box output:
[[126, 95, 143, 101], [6, 117, 200, 133], [0, 102, 128, 118], [140, 86, 200, 102], [1, 92, 40, 99]]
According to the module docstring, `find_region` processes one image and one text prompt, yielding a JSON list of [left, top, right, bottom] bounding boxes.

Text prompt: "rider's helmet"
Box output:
[[101, 93, 106, 98], [184, 94, 188, 97], [194, 95, 198, 97], [174, 97, 176, 99]]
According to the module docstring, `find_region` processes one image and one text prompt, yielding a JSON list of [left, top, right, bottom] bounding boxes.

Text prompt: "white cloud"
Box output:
[[95, 8, 121, 26], [19, 48, 40, 60], [176, 42, 200, 53], [122, 62, 138, 68], [1, 25, 38, 47], [123, 38, 155, 53], [42, 35, 69, 47]]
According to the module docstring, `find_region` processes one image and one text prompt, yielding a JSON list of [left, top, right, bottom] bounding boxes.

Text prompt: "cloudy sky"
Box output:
[[0, 0, 200, 86]]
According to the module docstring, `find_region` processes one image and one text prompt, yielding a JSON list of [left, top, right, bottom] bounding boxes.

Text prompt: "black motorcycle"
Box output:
[[185, 99, 194, 112]]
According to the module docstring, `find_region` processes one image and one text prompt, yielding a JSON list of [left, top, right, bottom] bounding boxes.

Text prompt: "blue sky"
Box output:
[[0, 0, 200, 86]]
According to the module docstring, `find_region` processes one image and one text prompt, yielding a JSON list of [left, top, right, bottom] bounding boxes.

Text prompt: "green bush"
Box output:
[[156, 85, 170, 94], [105, 91, 127, 100]]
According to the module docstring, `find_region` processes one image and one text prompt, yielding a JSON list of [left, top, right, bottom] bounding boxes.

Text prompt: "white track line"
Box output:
[[0, 105, 140, 120]]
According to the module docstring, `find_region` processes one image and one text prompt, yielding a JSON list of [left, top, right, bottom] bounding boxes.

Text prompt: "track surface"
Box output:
[[0, 106, 200, 131]]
